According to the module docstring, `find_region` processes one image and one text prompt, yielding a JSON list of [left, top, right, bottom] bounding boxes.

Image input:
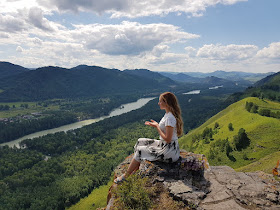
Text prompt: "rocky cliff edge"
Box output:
[[106, 150, 280, 209]]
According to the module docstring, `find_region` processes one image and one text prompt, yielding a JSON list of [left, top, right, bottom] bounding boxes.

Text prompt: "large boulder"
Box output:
[[106, 150, 280, 209]]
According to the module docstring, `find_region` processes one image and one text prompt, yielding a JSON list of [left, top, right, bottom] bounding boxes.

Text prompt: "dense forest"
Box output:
[[0, 92, 230, 209]]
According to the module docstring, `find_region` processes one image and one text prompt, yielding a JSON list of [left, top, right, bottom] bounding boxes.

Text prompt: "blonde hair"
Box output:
[[160, 92, 183, 136]]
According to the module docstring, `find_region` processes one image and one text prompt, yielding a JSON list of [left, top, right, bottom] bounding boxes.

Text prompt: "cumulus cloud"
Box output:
[[196, 44, 258, 61], [257, 42, 280, 60], [72, 21, 199, 56], [16, 46, 24, 52], [185, 46, 197, 57], [28, 7, 54, 31], [38, 0, 129, 14], [0, 13, 26, 32], [36, 0, 247, 18], [152, 45, 169, 57], [0, 32, 10, 38], [149, 53, 186, 65], [32, 37, 43, 45]]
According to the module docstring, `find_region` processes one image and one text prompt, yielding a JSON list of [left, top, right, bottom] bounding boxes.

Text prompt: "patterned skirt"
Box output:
[[133, 138, 180, 163]]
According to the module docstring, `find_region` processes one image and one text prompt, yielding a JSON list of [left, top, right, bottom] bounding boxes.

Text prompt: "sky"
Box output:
[[0, 0, 279, 73]]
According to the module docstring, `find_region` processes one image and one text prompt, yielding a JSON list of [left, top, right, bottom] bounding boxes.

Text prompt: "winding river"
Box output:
[[1, 97, 156, 148]]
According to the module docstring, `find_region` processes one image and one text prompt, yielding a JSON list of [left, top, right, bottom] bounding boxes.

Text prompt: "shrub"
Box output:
[[258, 109, 271, 117], [202, 127, 213, 139], [245, 102, 253, 112], [214, 122, 219, 129], [228, 123, 234, 131], [250, 104, 259, 113], [113, 174, 154, 210], [233, 128, 250, 151]]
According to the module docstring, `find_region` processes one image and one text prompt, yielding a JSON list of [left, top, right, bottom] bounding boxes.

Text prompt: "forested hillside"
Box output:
[[228, 71, 280, 103]]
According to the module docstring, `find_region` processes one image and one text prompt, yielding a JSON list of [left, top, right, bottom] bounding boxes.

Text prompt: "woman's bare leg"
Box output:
[[114, 158, 140, 183], [125, 158, 140, 177]]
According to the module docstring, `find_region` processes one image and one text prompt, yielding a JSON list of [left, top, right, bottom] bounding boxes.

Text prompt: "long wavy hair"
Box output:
[[160, 92, 183, 136]]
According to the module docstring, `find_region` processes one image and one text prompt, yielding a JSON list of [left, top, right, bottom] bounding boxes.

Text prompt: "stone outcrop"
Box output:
[[106, 150, 280, 209]]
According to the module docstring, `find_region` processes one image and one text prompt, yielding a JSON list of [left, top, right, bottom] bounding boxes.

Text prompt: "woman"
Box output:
[[114, 92, 183, 183]]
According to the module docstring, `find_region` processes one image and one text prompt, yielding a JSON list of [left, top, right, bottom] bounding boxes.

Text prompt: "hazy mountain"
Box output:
[[254, 71, 280, 87], [226, 71, 280, 103], [159, 70, 274, 84], [200, 76, 236, 86], [123, 69, 175, 85], [0, 61, 29, 79], [158, 72, 201, 83], [183, 70, 273, 81]]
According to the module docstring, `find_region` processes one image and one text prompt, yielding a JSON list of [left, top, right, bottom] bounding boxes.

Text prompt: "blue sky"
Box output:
[[0, 0, 279, 73]]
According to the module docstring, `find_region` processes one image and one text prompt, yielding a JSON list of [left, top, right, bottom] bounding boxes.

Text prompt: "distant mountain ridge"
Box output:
[[0, 62, 176, 101], [0, 61, 30, 79], [158, 70, 274, 84], [0, 61, 277, 102], [123, 69, 175, 85]]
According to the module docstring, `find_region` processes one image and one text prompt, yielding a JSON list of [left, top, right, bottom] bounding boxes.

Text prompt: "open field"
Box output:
[[0, 101, 60, 118], [67, 180, 112, 210]]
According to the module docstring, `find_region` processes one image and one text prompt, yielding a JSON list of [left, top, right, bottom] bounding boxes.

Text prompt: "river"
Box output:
[[0, 97, 156, 148]]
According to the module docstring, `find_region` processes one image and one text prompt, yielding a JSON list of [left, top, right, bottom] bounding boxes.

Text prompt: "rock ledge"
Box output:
[[107, 150, 280, 209]]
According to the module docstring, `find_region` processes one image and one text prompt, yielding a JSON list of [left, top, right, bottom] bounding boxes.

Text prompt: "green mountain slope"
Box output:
[[230, 71, 280, 102], [179, 97, 280, 171]]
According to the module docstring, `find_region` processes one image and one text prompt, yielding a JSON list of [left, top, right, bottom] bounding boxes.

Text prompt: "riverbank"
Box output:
[[0, 97, 155, 148]]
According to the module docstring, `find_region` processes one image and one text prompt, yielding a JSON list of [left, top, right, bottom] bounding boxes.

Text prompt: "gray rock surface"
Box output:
[[108, 150, 280, 209]]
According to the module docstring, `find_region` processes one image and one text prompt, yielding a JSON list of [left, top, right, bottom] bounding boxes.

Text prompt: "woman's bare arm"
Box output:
[[145, 120, 174, 143]]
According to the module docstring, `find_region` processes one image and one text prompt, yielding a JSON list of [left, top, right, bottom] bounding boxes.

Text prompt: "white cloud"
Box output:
[[185, 46, 197, 57], [0, 32, 10, 38], [28, 7, 54, 31], [32, 37, 43, 45], [16, 46, 24, 52], [152, 45, 170, 57], [0, 0, 39, 13], [257, 42, 280, 60], [72, 21, 199, 56], [0, 13, 26, 32], [35, 0, 247, 18], [196, 44, 258, 61], [148, 52, 186, 65], [37, 0, 129, 14]]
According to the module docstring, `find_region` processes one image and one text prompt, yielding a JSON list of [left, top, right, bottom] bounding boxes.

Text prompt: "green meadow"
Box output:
[[179, 97, 280, 171], [0, 101, 60, 118], [67, 180, 113, 210]]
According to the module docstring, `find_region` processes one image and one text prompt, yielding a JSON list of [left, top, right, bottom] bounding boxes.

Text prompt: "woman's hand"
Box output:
[[145, 119, 159, 128], [145, 119, 173, 143]]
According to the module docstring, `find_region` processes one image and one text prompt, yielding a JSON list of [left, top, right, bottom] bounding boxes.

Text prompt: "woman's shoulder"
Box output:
[[166, 112, 176, 120]]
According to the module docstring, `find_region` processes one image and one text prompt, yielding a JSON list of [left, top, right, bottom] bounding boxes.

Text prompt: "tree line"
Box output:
[[245, 101, 280, 119]]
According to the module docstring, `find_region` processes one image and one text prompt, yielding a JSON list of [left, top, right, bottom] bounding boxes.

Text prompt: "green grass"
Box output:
[[0, 102, 60, 118], [236, 151, 280, 174], [67, 180, 113, 210], [179, 97, 280, 171]]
